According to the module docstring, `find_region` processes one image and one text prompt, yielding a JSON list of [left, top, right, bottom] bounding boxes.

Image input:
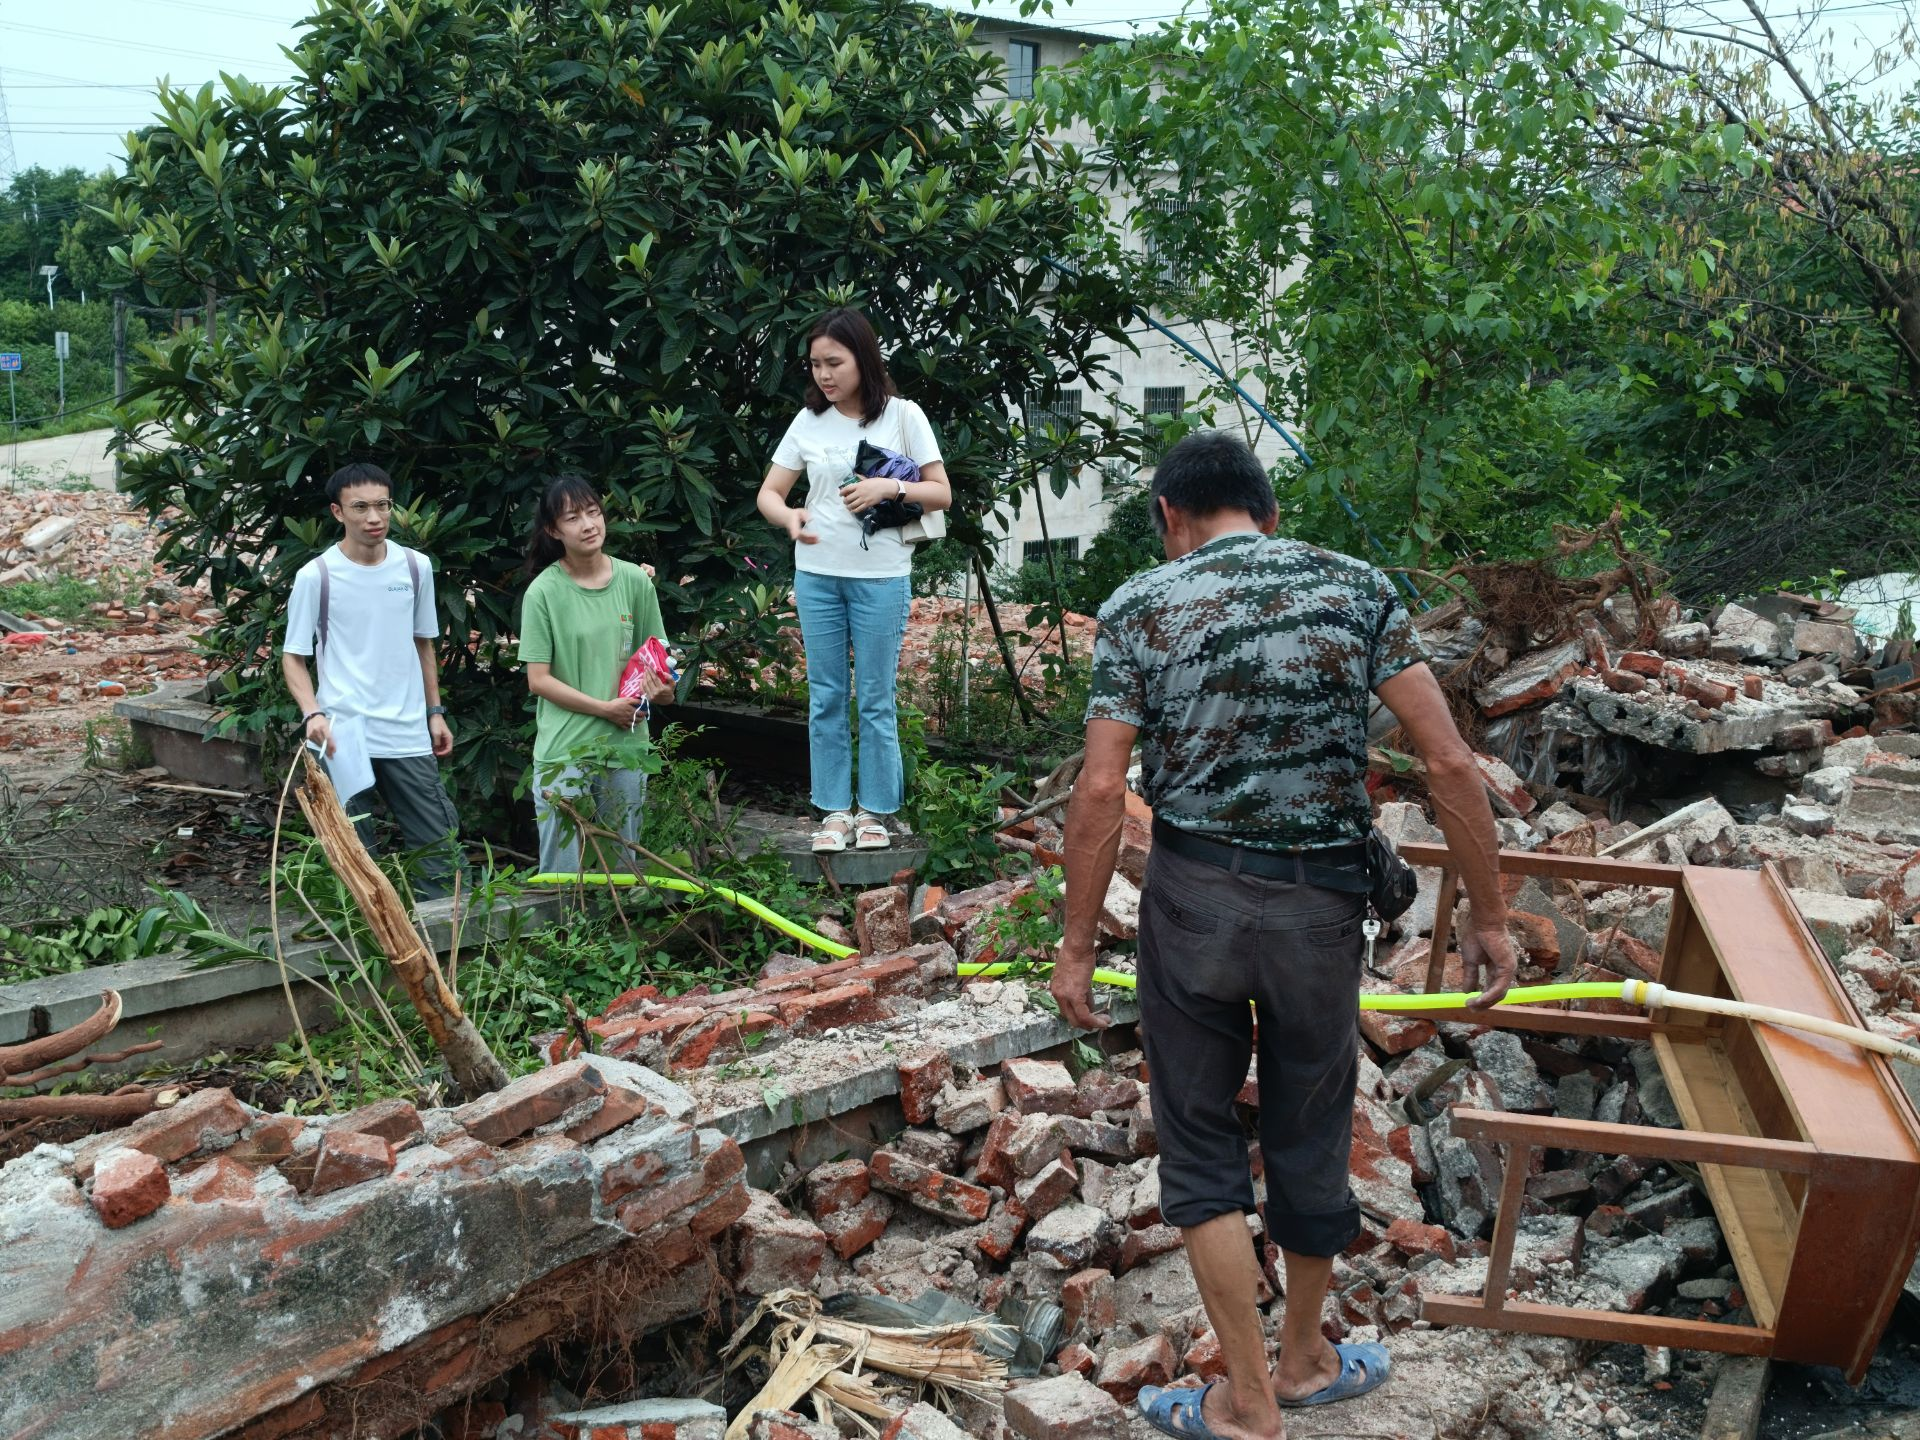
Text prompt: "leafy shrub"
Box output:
[[111, 0, 1135, 822]]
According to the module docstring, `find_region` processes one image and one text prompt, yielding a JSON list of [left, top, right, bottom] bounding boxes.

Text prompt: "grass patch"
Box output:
[[0, 574, 138, 624]]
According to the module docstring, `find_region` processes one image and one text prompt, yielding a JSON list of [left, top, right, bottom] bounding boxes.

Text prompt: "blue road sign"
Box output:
[[0, 354, 20, 372]]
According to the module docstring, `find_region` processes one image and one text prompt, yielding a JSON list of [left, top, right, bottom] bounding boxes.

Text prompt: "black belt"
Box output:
[[1151, 817, 1370, 893]]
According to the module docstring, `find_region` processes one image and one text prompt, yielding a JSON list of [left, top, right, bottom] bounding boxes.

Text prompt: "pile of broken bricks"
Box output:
[[0, 1057, 751, 1440], [1437, 587, 1918, 797]]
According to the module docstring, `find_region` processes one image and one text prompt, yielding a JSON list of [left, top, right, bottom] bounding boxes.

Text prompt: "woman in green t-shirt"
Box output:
[[517, 475, 672, 876]]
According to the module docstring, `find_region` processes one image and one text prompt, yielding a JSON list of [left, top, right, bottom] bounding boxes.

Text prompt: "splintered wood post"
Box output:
[[296, 753, 508, 1096]]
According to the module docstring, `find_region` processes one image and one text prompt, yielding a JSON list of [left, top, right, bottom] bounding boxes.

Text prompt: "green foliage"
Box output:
[[0, 888, 263, 981], [980, 865, 1064, 966], [0, 167, 121, 307], [0, 573, 138, 625], [1039, 0, 1711, 569], [0, 296, 147, 439], [1064, 479, 1159, 615], [111, 0, 1135, 818], [903, 736, 1016, 885]]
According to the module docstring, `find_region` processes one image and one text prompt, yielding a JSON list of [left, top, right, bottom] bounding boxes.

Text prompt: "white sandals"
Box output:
[[811, 811, 854, 853], [853, 812, 892, 851]]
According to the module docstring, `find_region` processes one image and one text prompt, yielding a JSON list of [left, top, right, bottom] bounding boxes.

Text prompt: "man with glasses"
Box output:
[[282, 461, 462, 897]]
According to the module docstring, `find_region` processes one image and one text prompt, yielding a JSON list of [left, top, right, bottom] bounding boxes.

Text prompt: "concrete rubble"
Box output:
[[0, 485, 215, 754], [8, 583, 1920, 1438]]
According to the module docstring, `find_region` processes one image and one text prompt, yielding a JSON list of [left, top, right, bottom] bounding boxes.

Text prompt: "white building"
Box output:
[[959, 13, 1302, 577]]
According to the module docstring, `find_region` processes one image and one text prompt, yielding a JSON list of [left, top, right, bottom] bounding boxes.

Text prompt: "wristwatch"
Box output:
[[427, 705, 448, 718]]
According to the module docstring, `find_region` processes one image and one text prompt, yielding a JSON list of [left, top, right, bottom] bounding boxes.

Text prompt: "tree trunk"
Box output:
[[296, 755, 509, 1097]]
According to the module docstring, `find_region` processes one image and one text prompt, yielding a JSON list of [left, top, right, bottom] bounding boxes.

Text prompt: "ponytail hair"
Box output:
[[524, 472, 604, 578]]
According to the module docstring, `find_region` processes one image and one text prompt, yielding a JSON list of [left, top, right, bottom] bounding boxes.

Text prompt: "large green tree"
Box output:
[[113, 0, 1134, 800], [1039, 0, 1722, 570]]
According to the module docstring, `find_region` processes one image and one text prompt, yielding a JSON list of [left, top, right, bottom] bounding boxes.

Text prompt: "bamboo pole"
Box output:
[[295, 754, 508, 1096]]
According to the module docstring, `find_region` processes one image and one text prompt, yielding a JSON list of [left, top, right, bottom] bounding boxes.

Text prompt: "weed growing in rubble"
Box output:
[[0, 573, 137, 624], [980, 868, 1065, 972]]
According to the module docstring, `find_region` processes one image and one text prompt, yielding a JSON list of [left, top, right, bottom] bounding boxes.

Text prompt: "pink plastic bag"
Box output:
[[616, 635, 677, 725]]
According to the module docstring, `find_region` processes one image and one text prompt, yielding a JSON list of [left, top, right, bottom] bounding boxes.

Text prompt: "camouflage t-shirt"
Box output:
[[1086, 531, 1426, 851]]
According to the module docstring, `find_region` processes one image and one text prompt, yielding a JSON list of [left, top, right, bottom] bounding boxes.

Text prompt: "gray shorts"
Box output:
[[1137, 842, 1366, 1257]]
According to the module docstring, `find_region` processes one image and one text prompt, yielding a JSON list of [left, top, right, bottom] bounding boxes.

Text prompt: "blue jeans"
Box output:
[[793, 569, 911, 815]]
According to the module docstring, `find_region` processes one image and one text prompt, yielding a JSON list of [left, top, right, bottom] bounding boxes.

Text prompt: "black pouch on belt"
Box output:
[[1366, 825, 1418, 921]]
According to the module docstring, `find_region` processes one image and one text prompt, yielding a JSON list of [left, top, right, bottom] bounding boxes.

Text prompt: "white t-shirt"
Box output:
[[284, 543, 437, 758], [770, 396, 943, 579]]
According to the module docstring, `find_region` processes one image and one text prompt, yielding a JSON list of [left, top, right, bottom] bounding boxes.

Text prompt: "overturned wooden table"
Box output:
[[1400, 844, 1920, 1384]]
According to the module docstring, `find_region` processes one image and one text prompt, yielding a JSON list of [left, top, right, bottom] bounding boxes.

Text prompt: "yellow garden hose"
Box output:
[[527, 872, 859, 959], [528, 874, 1920, 1068]]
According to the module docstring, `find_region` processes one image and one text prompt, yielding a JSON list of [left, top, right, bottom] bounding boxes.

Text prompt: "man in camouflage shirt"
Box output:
[[1057, 432, 1514, 1440]]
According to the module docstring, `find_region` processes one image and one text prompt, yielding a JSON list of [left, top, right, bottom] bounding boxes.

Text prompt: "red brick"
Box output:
[[1004, 1113, 1072, 1179], [747, 1413, 839, 1440], [1070, 1069, 1143, 1119], [855, 886, 911, 954], [453, 1058, 607, 1145], [1118, 1223, 1182, 1273], [1601, 668, 1647, 694], [972, 1114, 1022, 1192], [75, 1086, 253, 1179], [897, 1049, 953, 1126], [776, 982, 886, 1034], [442, 1401, 510, 1440], [232, 1392, 327, 1440], [90, 1148, 169, 1228], [1743, 674, 1765, 700], [976, 1199, 1031, 1263], [858, 942, 957, 997], [1617, 651, 1666, 677], [1056, 1341, 1098, 1378], [1117, 814, 1153, 887], [1094, 1332, 1177, 1405], [870, 1147, 992, 1223], [1384, 1217, 1456, 1262], [173, 1154, 260, 1205], [804, 1158, 871, 1218], [1508, 911, 1561, 966], [820, 1193, 894, 1259], [1061, 1268, 1116, 1337], [1182, 1330, 1227, 1381], [1001, 1058, 1075, 1115], [330, 1097, 423, 1147], [1358, 1009, 1437, 1056], [596, 1009, 704, 1057], [1677, 673, 1736, 709], [1013, 1159, 1078, 1219], [1053, 1116, 1132, 1160], [731, 1189, 827, 1295], [566, 1084, 659, 1143], [601, 983, 663, 1018], [601, 1149, 668, 1207], [309, 1128, 396, 1195], [667, 1010, 784, 1071]]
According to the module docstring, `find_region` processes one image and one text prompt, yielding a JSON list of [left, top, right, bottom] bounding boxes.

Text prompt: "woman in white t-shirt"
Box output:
[[758, 307, 952, 854]]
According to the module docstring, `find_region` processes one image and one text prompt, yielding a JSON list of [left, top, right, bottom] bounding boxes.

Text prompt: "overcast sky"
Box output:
[[2, 0, 1913, 177]]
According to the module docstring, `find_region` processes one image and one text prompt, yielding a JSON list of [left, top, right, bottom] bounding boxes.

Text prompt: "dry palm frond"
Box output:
[[721, 1289, 1008, 1439]]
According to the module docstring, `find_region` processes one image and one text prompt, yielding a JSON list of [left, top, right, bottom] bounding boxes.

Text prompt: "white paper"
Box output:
[[325, 712, 375, 804]]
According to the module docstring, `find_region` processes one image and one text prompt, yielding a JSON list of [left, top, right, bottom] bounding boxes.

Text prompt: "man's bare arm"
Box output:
[[1054, 718, 1137, 1029], [1375, 662, 1515, 1007]]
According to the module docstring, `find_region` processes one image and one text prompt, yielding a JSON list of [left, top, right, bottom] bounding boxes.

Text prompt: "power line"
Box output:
[[0, 20, 281, 66]]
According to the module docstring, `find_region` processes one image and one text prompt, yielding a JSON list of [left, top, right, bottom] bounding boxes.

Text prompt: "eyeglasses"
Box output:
[[345, 500, 393, 516]]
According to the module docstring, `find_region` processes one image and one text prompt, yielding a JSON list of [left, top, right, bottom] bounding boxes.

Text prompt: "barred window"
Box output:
[[1024, 388, 1084, 440], [1143, 386, 1185, 463], [1144, 194, 1198, 288], [1007, 41, 1040, 100], [1024, 537, 1081, 565]]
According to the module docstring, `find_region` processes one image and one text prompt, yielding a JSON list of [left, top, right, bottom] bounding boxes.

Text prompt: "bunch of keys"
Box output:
[[1362, 914, 1382, 969]]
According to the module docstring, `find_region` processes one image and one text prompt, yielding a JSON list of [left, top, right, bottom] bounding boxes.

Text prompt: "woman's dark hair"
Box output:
[[524, 473, 604, 578], [802, 307, 896, 426], [1148, 430, 1279, 534]]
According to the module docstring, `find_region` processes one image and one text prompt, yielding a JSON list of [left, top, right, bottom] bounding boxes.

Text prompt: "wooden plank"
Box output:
[[1699, 1357, 1771, 1440], [1420, 1298, 1774, 1356], [1449, 1107, 1819, 1175], [1681, 866, 1920, 1164], [1654, 1036, 1797, 1330], [1399, 844, 1684, 888], [1424, 868, 1458, 993], [1396, 1004, 1673, 1040], [1479, 1138, 1533, 1312]]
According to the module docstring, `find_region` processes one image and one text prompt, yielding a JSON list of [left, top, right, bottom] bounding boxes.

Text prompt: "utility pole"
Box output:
[[113, 298, 128, 491], [0, 70, 17, 190]]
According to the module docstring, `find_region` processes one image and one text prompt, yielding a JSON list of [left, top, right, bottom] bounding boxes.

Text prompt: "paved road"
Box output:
[[0, 426, 122, 492]]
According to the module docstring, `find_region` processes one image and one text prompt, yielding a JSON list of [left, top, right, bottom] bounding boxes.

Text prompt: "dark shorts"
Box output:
[[1137, 843, 1366, 1257], [338, 754, 461, 899]]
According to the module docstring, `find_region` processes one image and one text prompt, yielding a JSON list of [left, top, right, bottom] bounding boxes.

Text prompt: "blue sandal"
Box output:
[[1276, 1341, 1392, 1407], [1137, 1383, 1227, 1438]]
